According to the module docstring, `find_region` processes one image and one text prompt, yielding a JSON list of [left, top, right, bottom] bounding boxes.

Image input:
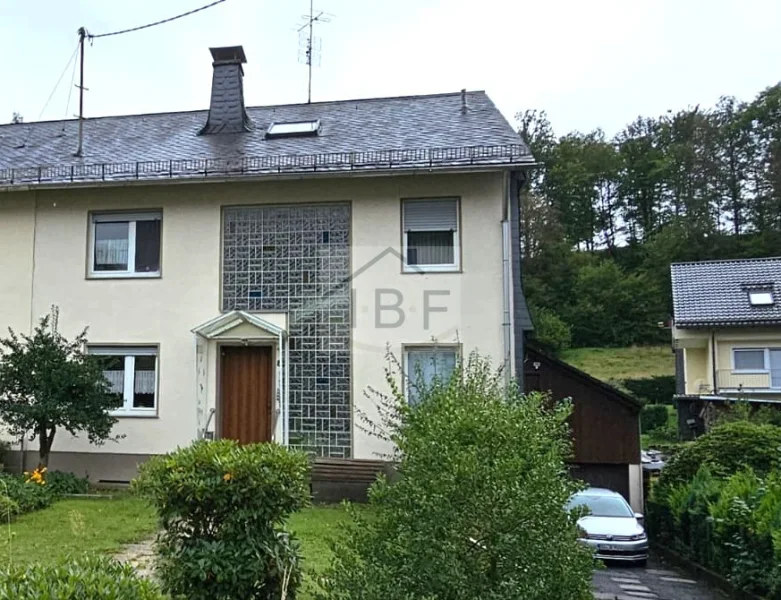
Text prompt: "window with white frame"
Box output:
[[402, 198, 459, 272], [90, 212, 161, 277], [90, 347, 158, 414], [405, 346, 458, 405], [733, 348, 767, 372]]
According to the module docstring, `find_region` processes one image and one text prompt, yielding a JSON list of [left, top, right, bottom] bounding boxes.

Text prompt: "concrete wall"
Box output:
[[0, 172, 507, 467]]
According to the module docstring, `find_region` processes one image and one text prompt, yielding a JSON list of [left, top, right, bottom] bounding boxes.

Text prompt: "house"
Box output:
[[671, 257, 781, 439], [0, 45, 536, 481], [524, 346, 643, 511]]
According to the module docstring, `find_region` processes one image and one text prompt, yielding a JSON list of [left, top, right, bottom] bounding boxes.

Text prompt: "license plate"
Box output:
[[598, 544, 621, 551]]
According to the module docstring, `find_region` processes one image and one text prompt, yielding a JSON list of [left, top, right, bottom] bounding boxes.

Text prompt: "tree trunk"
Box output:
[[37, 426, 55, 468]]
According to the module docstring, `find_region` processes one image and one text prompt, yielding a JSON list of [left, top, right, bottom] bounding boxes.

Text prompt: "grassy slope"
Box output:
[[0, 494, 157, 566], [560, 346, 675, 383]]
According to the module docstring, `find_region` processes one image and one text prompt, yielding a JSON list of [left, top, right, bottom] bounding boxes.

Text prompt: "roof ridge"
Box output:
[[0, 90, 488, 130], [672, 256, 781, 267]]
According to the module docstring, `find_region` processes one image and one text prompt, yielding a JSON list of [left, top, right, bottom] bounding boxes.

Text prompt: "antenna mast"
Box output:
[[298, 1, 331, 103], [75, 27, 86, 157]]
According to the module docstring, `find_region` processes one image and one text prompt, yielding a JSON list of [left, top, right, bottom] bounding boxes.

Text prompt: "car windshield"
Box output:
[[567, 494, 634, 518]]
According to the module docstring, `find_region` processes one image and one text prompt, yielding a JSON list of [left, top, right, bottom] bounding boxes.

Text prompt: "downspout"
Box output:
[[711, 331, 718, 394], [508, 170, 526, 391], [501, 217, 513, 389]]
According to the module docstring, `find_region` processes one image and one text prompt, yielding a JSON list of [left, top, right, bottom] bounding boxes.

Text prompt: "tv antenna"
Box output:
[[297, 0, 332, 103]]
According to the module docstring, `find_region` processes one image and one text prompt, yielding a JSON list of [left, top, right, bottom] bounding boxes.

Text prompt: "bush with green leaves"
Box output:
[[318, 354, 594, 600], [0, 472, 53, 514], [650, 467, 781, 597], [0, 554, 167, 599], [45, 470, 90, 496], [623, 376, 676, 405], [134, 440, 310, 600], [641, 404, 668, 433], [656, 421, 781, 493], [529, 305, 572, 354]]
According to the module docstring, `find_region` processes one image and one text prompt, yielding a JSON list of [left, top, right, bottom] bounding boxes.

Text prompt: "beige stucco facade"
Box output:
[[673, 325, 781, 400], [0, 172, 513, 476]]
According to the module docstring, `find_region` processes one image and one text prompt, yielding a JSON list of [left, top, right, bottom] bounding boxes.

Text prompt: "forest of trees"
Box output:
[[518, 83, 781, 352]]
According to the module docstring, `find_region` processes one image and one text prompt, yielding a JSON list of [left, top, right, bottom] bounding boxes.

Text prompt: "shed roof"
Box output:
[[671, 257, 781, 328]]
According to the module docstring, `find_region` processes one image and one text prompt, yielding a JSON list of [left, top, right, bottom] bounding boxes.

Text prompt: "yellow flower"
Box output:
[[223, 473, 233, 482]]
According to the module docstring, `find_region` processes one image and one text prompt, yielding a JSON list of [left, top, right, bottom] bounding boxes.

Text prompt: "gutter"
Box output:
[[0, 160, 541, 193]]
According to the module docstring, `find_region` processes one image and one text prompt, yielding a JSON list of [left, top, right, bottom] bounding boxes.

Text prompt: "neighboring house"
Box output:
[[0, 45, 535, 481], [524, 346, 643, 511], [671, 257, 781, 439]]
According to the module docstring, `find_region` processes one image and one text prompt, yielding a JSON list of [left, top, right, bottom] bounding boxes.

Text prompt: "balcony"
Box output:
[[715, 370, 781, 392]]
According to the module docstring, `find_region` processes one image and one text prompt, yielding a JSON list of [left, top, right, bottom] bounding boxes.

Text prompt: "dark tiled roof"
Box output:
[[0, 91, 531, 188], [671, 257, 781, 328]]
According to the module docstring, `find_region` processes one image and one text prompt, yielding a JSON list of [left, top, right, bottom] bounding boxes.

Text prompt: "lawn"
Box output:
[[290, 503, 354, 599], [0, 493, 349, 598], [0, 493, 157, 566], [561, 345, 674, 383]]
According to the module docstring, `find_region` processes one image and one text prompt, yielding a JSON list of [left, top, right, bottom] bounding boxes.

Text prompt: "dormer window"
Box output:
[[265, 120, 320, 139], [748, 289, 774, 306]]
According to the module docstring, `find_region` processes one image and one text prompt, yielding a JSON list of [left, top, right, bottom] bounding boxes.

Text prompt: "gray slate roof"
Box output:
[[0, 91, 531, 188], [671, 257, 781, 328]]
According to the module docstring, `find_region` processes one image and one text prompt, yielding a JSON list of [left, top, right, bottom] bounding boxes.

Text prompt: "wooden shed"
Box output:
[[524, 346, 643, 510]]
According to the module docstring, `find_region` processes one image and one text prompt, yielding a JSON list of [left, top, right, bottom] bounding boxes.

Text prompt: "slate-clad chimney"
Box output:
[[199, 46, 253, 135]]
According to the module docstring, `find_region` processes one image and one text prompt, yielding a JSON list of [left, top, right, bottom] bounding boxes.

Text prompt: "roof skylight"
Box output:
[[748, 290, 775, 306], [265, 120, 320, 139]]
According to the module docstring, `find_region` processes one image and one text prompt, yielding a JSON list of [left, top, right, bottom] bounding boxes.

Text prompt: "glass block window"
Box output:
[[222, 203, 351, 457]]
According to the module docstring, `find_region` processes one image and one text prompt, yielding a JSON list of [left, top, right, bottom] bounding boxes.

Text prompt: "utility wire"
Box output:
[[87, 0, 227, 39], [64, 43, 80, 120], [18, 40, 80, 146]]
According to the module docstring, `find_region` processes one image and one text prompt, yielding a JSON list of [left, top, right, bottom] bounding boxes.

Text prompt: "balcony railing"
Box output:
[[716, 370, 780, 391]]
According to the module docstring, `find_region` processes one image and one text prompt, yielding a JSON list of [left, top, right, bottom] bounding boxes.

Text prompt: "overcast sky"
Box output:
[[2, 0, 780, 137]]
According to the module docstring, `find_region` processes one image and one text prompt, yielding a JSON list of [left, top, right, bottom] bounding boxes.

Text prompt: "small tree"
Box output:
[[320, 353, 594, 600], [11, 112, 23, 124], [0, 309, 121, 467]]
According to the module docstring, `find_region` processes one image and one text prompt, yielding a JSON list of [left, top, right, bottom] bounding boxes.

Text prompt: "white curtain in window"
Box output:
[[103, 370, 124, 394], [95, 239, 129, 265], [134, 371, 156, 395]]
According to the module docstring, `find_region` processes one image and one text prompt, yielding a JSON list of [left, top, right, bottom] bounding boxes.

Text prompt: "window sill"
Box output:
[[110, 410, 158, 418], [88, 272, 161, 280], [402, 264, 460, 274]]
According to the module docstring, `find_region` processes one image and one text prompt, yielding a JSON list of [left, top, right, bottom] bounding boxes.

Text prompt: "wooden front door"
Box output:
[[220, 346, 273, 444]]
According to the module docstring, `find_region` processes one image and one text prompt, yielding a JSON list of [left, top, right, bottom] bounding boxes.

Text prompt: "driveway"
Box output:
[[593, 555, 728, 600]]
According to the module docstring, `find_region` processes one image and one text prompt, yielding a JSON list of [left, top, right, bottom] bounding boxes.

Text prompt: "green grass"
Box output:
[[560, 345, 674, 383], [290, 504, 354, 599], [0, 494, 157, 566], [641, 404, 680, 449]]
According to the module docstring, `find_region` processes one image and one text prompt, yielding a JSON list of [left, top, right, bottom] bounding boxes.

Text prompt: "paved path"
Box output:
[[113, 538, 156, 579], [593, 555, 728, 600]]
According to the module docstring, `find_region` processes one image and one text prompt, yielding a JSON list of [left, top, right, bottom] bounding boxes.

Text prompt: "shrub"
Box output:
[[45, 470, 90, 496], [641, 404, 669, 433], [319, 354, 594, 600], [0, 472, 53, 514], [657, 421, 781, 492], [0, 554, 167, 599], [623, 375, 676, 405], [134, 440, 310, 600], [530, 305, 572, 354], [0, 494, 19, 519]]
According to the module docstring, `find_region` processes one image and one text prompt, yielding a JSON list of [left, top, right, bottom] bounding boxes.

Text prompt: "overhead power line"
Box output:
[[87, 0, 227, 39]]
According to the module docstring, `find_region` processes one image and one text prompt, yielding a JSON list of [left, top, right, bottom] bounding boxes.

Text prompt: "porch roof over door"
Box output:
[[191, 310, 287, 339]]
